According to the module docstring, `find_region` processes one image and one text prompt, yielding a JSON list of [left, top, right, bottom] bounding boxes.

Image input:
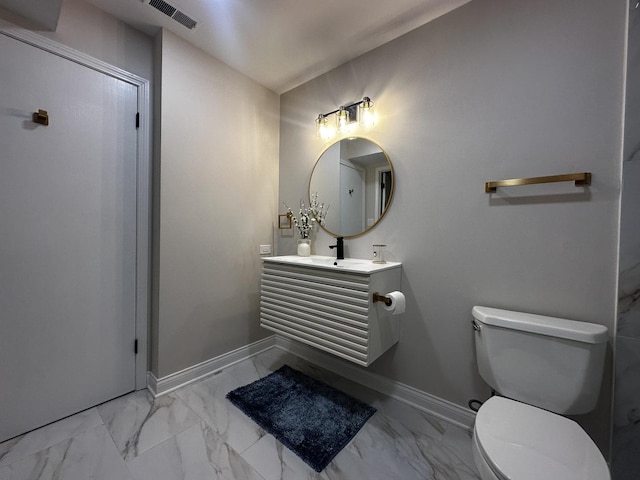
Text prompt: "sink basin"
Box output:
[[263, 255, 400, 273]]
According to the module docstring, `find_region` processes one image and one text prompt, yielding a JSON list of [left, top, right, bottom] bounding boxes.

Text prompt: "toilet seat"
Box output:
[[474, 396, 610, 480]]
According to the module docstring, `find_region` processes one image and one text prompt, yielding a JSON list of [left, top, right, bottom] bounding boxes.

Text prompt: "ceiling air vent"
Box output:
[[146, 0, 198, 30]]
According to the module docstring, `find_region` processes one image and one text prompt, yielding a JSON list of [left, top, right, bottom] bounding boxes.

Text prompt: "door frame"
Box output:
[[0, 20, 150, 390], [374, 165, 392, 221]]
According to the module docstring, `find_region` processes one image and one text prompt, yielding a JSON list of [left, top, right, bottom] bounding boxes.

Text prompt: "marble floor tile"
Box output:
[[0, 407, 103, 468], [413, 427, 479, 480], [238, 408, 475, 480], [175, 371, 267, 454], [241, 435, 435, 480], [97, 390, 200, 461], [439, 424, 478, 479], [325, 445, 433, 480], [240, 433, 325, 480], [331, 376, 447, 440], [336, 384, 478, 480], [343, 409, 478, 480], [0, 425, 133, 480], [0, 348, 480, 480], [341, 412, 438, 479], [127, 421, 265, 480]]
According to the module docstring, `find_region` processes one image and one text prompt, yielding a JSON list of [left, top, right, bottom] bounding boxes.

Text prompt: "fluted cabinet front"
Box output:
[[260, 260, 402, 366]]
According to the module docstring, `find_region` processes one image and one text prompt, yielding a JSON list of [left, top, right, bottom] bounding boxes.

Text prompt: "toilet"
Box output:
[[471, 306, 610, 480]]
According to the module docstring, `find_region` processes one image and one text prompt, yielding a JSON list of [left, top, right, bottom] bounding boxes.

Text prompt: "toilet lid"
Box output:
[[474, 396, 610, 480]]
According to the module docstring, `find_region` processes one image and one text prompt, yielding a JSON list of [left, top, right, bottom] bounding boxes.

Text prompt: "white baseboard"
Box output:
[[146, 335, 475, 431], [147, 336, 276, 397], [274, 336, 476, 432]]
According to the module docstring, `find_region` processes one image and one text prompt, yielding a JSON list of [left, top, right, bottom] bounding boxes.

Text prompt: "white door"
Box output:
[[0, 33, 138, 442], [339, 162, 365, 236]]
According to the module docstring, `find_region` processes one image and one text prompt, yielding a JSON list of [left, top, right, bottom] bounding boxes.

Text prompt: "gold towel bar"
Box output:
[[485, 172, 591, 193]]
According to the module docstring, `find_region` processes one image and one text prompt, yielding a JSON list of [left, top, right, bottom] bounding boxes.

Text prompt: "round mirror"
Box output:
[[309, 137, 394, 238]]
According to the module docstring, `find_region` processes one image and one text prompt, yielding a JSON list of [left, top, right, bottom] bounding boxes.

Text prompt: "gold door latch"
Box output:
[[32, 109, 49, 126]]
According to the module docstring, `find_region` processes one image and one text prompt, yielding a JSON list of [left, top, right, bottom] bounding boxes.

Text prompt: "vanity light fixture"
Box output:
[[315, 97, 375, 139]]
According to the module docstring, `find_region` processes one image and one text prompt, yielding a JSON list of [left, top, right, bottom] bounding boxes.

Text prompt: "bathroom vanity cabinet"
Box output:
[[260, 255, 402, 366]]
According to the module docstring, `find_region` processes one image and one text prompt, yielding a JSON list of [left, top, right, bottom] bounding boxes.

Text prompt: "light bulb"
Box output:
[[316, 114, 333, 140], [359, 97, 375, 127], [337, 106, 350, 133]]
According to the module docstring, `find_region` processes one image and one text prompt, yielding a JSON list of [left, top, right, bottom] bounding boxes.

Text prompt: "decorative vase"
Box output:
[[297, 238, 311, 256]]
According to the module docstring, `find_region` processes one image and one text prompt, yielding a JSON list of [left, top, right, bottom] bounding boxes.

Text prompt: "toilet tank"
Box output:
[[472, 306, 608, 415]]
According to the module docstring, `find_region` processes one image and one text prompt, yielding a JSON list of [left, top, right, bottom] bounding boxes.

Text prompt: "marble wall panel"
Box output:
[[613, 4, 640, 479]]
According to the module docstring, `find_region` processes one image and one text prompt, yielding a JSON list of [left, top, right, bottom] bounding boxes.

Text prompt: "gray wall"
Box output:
[[152, 30, 279, 377], [279, 0, 626, 454], [36, 0, 153, 81], [613, 3, 640, 478]]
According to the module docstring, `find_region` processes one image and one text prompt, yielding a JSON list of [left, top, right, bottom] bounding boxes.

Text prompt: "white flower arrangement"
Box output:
[[283, 192, 329, 239]]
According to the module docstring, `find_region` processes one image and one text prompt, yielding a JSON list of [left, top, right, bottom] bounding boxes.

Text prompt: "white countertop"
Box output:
[[263, 255, 401, 274]]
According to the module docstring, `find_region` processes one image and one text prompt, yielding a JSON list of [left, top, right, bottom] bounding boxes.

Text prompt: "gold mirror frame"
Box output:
[[308, 137, 394, 239]]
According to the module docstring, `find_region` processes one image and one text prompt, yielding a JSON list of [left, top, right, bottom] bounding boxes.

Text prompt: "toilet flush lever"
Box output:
[[471, 320, 481, 332]]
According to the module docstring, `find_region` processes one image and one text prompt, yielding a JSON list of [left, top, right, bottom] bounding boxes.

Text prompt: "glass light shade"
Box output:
[[336, 106, 350, 133], [359, 97, 375, 127], [316, 114, 333, 140]]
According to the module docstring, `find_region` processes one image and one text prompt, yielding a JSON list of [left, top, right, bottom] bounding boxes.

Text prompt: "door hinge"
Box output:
[[134, 338, 138, 355], [135, 112, 140, 129]]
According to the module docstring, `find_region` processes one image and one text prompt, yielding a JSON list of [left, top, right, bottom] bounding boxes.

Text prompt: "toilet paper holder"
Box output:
[[372, 292, 393, 306]]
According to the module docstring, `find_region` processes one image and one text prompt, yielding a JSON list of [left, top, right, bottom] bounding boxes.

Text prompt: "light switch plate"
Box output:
[[259, 244, 272, 255]]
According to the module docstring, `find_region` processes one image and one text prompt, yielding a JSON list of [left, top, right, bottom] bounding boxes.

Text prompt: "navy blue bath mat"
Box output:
[[226, 364, 376, 472]]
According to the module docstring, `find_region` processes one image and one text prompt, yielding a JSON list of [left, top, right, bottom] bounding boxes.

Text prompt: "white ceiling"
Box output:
[[0, 0, 63, 30], [81, 0, 471, 93], [0, 0, 463, 94]]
